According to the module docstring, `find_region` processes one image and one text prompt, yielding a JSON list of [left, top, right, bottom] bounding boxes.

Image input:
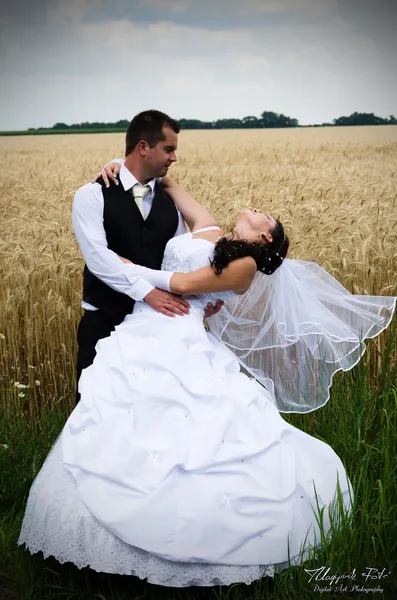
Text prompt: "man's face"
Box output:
[[145, 126, 178, 177]]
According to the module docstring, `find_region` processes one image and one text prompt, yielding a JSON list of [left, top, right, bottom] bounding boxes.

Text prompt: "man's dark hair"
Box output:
[[125, 110, 180, 157]]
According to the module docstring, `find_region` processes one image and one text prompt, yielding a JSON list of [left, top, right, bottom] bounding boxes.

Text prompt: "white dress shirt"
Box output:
[[72, 161, 187, 310]]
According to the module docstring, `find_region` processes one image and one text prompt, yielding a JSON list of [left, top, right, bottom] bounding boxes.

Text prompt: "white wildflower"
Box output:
[[14, 381, 20, 387], [1, 444, 8, 450], [0, 333, 5, 340], [19, 392, 25, 398], [35, 380, 40, 386]]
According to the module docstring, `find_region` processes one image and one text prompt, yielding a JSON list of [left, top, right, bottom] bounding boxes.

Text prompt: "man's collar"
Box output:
[[119, 163, 156, 193]]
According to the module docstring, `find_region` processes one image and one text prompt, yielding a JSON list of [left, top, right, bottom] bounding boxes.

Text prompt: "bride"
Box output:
[[17, 166, 396, 588]]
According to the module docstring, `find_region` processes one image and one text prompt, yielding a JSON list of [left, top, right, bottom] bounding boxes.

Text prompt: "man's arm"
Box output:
[[72, 182, 176, 301]]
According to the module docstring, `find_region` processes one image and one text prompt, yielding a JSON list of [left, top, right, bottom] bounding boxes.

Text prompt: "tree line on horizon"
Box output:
[[30, 111, 397, 132]]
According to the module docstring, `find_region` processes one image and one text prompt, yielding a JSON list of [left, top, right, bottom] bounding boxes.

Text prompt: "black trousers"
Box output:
[[75, 310, 122, 404]]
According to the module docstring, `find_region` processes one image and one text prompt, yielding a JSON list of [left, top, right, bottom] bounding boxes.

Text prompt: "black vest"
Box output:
[[83, 176, 179, 323]]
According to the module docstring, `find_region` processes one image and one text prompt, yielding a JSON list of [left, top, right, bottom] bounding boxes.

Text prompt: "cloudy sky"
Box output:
[[1, 0, 396, 130]]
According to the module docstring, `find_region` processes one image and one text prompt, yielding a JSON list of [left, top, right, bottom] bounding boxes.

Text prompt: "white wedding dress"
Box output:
[[18, 227, 353, 587]]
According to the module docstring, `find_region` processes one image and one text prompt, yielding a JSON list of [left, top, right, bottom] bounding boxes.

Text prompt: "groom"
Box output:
[[72, 109, 220, 403]]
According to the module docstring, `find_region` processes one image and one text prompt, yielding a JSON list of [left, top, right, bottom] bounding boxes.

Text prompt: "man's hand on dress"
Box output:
[[143, 289, 191, 318], [92, 162, 121, 187], [117, 258, 222, 319], [118, 255, 190, 318]]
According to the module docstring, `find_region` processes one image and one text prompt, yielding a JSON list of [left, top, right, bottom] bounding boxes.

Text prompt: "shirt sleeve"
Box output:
[[72, 183, 175, 301], [174, 209, 188, 236], [154, 176, 188, 237]]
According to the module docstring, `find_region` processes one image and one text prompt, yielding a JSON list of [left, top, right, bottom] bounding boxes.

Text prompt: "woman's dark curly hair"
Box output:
[[211, 220, 289, 276]]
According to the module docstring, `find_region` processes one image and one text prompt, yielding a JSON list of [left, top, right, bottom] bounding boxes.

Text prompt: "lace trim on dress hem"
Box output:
[[19, 538, 309, 586]]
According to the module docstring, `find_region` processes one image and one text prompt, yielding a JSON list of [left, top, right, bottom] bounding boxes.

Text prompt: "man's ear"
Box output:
[[260, 232, 273, 243], [137, 140, 148, 156]]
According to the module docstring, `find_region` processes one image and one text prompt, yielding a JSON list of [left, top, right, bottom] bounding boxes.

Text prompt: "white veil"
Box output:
[[207, 259, 396, 413]]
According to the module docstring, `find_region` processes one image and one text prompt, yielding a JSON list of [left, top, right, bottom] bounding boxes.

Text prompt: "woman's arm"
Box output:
[[162, 176, 218, 232], [118, 254, 257, 296], [169, 257, 257, 296]]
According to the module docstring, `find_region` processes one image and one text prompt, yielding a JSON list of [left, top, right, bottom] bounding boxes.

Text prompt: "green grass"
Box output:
[[1, 325, 396, 600], [0, 129, 126, 136]]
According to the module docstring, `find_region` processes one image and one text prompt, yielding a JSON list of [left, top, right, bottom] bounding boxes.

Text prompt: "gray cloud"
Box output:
[[0, 0, 396, 129]]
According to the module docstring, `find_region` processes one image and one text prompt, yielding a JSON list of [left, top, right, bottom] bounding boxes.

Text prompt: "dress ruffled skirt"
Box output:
[[18, 302, 353, 587]]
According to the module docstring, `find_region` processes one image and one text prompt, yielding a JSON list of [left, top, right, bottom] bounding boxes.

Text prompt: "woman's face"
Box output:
[[235, 209, 277, 243]]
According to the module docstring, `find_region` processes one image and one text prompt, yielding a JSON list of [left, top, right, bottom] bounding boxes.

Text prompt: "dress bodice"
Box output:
[[161, 228, 236, 306], [161, 232, 215, 273]]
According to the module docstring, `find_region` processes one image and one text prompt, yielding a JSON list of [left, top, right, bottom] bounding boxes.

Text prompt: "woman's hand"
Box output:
[[204, 299, 224, 319], [92, 162, 121, 188], [118, 255, 132, 264]]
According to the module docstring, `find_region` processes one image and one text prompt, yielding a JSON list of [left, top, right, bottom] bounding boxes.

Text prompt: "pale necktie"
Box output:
[[132, 184, 151, 219]]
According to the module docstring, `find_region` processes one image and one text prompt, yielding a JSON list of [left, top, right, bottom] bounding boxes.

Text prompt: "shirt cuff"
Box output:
[[126, 267, 175, 300], [129, 279, 155, 302], [138, 269, 174, 293], [151, 270, 174, 292]]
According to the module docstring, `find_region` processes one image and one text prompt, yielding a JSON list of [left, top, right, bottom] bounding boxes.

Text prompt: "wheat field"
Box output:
[[1, 126, 396, 414]]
